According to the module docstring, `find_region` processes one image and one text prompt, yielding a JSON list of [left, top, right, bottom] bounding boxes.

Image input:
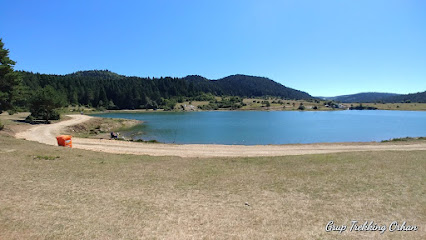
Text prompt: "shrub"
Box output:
[[0, 120, 4, 130], [349, 104, 378, 110], [162, 99, 177, 111], [7, 109, 17, 115], [298, 105, 305, 110], [29, 86, 65, 122], [25, 115, 35, 123], [31, 109, 60, 121], [265, 101, 271, 107], [198, 103, 219, 110]]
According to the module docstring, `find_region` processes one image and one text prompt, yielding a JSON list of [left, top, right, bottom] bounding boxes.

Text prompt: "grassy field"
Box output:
[[350, 103, 426, 111], [0, 135, 424, 239], [175, 98, 426, 111], [51, 100, 426, 113], [241, 98, 332, 111]]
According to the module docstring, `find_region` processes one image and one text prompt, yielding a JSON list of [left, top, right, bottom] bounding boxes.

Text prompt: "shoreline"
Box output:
[[14, 114, 426, 158], [89, 106, 426, 115]]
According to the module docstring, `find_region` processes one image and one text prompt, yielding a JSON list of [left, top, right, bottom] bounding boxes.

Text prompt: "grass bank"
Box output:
[[346, 102, 426, 111], [0, 135, 424, 239]]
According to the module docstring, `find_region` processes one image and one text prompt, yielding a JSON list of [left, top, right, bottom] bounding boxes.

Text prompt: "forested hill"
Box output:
[[322, 92, 401, 103], [182, 74, 311, 99], [217, 75, 310, 99], [382, 91, 426, 103], [319, 91, 426, 103], [19, 70, 312, 109]]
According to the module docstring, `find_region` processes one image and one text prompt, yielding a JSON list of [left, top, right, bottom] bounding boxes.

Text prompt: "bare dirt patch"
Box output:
[[0, 112, 32, 137]]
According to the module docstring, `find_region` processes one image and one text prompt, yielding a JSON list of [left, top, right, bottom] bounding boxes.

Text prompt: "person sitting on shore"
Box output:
[[110, 132, 118, 139]]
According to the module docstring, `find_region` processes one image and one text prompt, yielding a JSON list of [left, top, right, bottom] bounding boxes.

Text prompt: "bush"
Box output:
[[198, 103, 219, 110], [349, 104, 378, 110], [0, 120, 4, 130], [29, 86, 65, 122], [162, 99, 177, 111], [261, 101, 271, 107], [7, 109, 17, 115], [31, 109, 60, 121], [298, 105, 305, 110], [25, 115, 35, 123]]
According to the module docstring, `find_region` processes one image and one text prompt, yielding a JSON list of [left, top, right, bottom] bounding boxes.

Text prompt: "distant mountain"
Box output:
[[184, 74, 311, 99], [315, 96, 336, 101], [318, 91, 426, 103], [382, 91, 426, 103], [319, 92, 401, 103], [217, 75, 311, 99]]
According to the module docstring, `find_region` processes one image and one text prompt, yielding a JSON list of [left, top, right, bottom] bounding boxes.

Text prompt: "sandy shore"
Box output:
[[15, 114, 426, 158]]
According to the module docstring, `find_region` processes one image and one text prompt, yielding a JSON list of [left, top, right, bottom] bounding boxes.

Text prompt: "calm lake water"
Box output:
[[93, 111, 426, 145]]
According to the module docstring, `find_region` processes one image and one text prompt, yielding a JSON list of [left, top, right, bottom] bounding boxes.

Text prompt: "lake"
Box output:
[[93, 110, 426, 145]]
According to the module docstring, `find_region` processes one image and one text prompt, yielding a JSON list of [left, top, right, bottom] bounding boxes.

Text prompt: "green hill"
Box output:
[[320, 91, 426, 103], [183, 74, 311, 99], [215, 75, 311, 99], [382, 91, 426, 103], [321, 92, 400, 103]]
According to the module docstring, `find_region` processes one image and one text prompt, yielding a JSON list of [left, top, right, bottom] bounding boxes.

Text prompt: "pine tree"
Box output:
[[29, 85, 66, 122], [0, 38, 21, 113]]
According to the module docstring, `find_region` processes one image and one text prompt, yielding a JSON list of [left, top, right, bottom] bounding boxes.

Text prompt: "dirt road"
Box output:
[[16, 114, 426, 158], [15, 115, 93, 145]]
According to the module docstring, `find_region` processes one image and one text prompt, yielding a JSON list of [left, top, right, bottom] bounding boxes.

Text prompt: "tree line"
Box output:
[[17, 70, 313, 111]]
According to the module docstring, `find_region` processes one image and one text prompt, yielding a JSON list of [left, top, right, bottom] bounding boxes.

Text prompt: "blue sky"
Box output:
[[1, 0, 425, 96]]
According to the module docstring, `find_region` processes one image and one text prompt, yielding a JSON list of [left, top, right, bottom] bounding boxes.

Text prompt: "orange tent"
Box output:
[[56, 135, 72, 148]]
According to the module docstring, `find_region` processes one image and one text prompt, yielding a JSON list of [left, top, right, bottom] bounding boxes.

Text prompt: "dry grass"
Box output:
[[241, 98, 334, 111], [0, 135, 424, 239], [0, 112, 35, 137], [0, 112, 30, 125], [351, 103, 426, 111]]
